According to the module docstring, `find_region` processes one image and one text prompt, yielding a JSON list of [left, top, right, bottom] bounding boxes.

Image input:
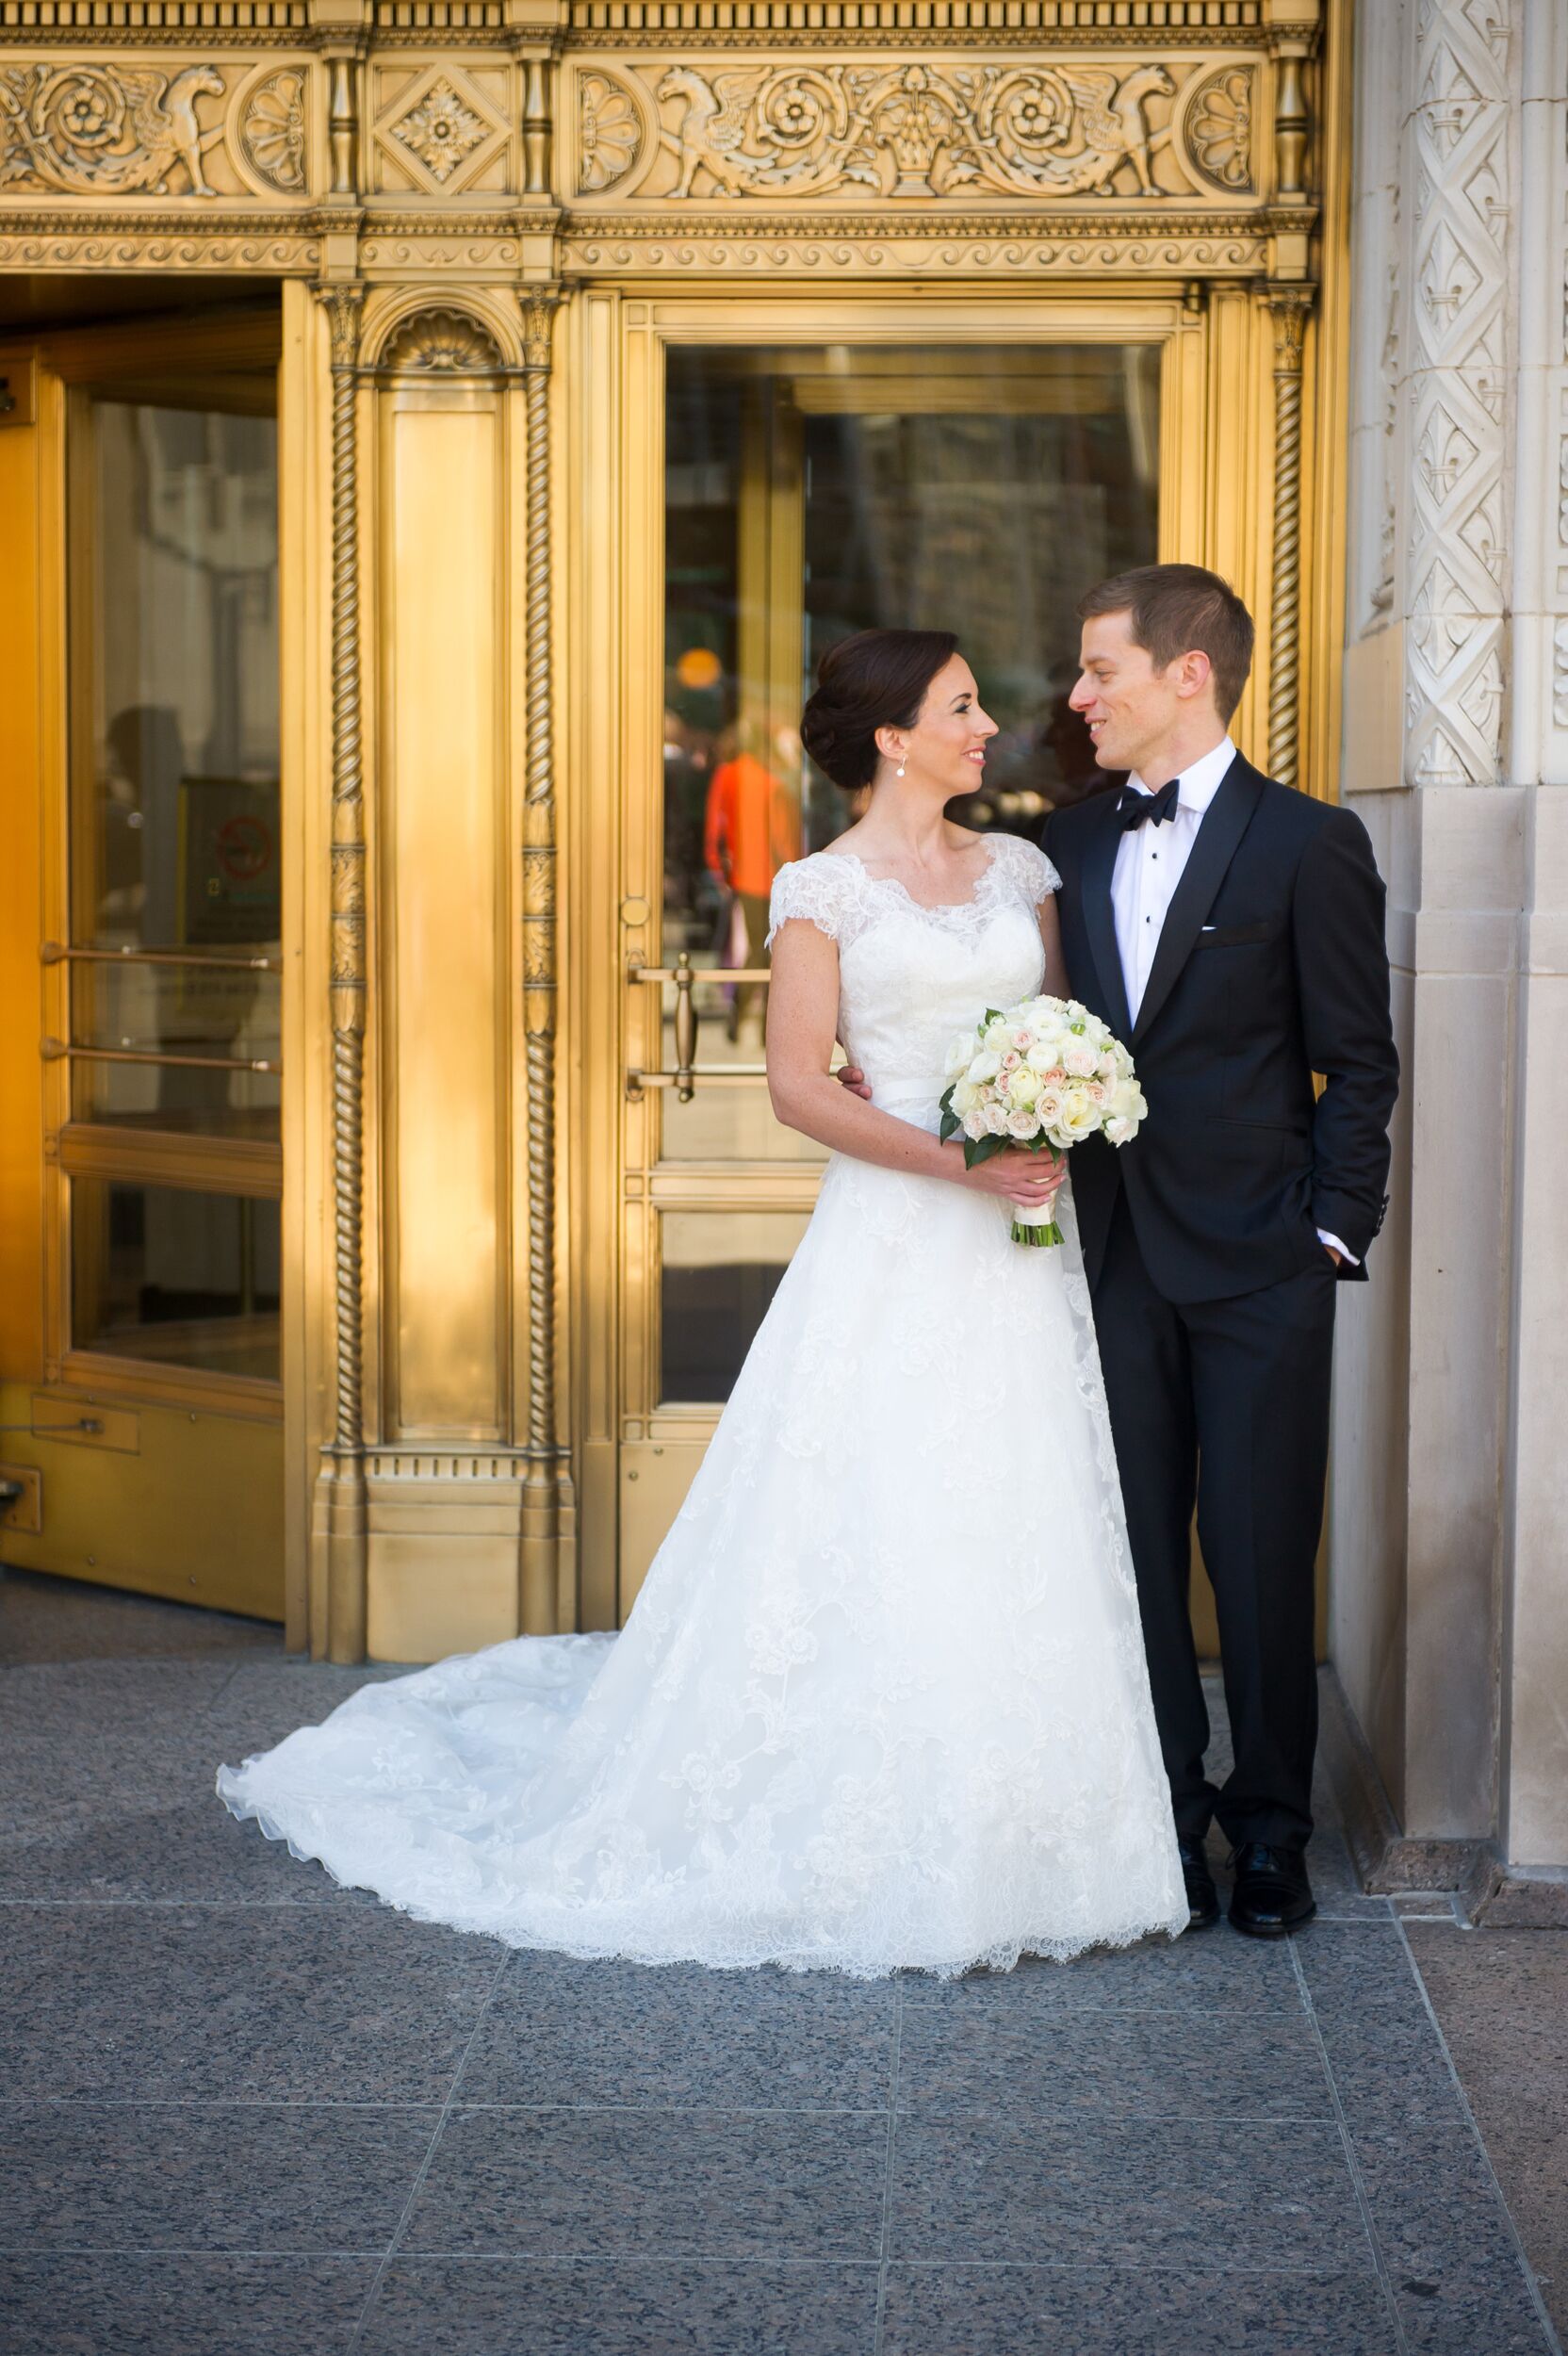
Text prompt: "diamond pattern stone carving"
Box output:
[[389, 75, 489, 187], [1403, 0, 1512, 787]]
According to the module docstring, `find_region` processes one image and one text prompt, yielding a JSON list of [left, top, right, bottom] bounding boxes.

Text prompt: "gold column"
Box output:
[[317, 282, 370, 1663], [519, 285, 573, 1637], [1266, 287, 1314, 793]]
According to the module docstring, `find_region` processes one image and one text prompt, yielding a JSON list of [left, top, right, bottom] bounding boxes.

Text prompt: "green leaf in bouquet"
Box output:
[[964, 1132, 1010, 1168]]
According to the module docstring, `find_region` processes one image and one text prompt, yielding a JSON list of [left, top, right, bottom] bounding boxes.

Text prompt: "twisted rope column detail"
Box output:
[[1266, 288, 1313, 794]]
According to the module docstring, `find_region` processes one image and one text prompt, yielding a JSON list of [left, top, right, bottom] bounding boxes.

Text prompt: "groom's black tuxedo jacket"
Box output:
[[1043, 753, 1398, 1304]]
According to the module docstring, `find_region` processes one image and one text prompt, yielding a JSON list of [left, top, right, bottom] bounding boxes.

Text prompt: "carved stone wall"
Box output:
[[1334, 0, 1568, 1887]]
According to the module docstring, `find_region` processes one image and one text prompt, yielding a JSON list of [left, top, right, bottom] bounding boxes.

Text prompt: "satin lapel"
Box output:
[[1132, 756, 1266, 1047], [1079, 794, 1134, 1045]]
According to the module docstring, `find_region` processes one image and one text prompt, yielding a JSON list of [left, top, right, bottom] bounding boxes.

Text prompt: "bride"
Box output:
[[218, 629, 1186, 1978]]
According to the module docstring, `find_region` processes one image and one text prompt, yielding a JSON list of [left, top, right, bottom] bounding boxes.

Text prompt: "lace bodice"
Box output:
[[768, 835, 1060, 1106]]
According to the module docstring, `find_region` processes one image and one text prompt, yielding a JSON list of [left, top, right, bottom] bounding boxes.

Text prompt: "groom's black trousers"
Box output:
[[1092, 1191, 1336, 1856]]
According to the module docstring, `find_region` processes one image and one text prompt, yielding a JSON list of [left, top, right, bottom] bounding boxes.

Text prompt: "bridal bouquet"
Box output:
[[939, 995, 1147, 1248]]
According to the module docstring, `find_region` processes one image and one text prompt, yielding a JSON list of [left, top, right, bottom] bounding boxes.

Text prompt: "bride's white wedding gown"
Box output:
[[218, 834, 1186, 1976]]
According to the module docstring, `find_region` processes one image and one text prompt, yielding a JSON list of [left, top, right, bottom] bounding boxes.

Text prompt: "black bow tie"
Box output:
[[1117, 778, 1182, 831]]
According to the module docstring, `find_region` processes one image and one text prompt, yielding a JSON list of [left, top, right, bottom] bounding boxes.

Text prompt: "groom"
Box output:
[[1042, 564, 1397, 1937]]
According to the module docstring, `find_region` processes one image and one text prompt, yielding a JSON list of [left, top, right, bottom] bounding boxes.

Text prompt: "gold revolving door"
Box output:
[[0, 307, 286, 1621]]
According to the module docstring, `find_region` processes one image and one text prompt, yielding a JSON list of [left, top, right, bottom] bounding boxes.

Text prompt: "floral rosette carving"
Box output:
[[1183, 65, 1255, 194], [578, 72, 644, 195], [237, 70, 307, 196]]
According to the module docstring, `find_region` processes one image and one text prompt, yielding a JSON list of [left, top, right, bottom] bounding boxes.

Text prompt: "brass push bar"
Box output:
[[41, 1039, 282, 1074], [42, 942, 283, 973], [626, 951, 771, 1103]]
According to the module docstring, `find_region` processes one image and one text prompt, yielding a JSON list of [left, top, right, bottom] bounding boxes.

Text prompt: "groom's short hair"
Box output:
[[1078, 564, 1255, 723]]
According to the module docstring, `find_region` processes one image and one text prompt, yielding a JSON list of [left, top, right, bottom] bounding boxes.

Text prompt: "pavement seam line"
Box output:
[[1393, 1917, 1565, 2356], [872, 1978, 903, 2356], [1286, 1936, 1412, 2356], [345, 1946, 512, 2351]]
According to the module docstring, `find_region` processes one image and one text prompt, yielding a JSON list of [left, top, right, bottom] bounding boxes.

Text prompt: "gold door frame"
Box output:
[[564, 282, 1295, 1629]]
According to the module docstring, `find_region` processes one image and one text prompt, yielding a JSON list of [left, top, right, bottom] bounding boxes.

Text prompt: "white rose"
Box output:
[[1005, 1107, 1038, 1138], [962, 1109, 988, 1140], [1063, 1042, 1096, 1079], [952, 1078, 980, 1116], [969, 1050, 1002, 1084], [1035, 1085, 1067, 1134], [982, 1102, 1010, 1136], [1104, 1116, 1134, 1147], [1057, 1091, 1102, 1142], [1007, 1068, 1041, 1108], [1110, 1079, 1145, 1126]]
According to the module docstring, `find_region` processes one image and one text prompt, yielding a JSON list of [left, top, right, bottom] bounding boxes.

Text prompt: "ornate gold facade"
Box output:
[[0, 0, 1348, 1661]]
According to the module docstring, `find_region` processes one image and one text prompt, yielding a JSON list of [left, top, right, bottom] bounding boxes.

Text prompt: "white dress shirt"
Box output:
[[1112, 736, 1354, 1267]]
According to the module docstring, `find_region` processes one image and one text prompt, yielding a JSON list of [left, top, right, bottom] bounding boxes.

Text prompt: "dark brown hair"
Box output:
[[1077, 564, 1255, 723], [800, 628, 960, 794]]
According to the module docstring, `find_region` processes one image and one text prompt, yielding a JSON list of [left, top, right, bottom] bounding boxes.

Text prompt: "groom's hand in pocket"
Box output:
[[835, 1062, 874, 1102]]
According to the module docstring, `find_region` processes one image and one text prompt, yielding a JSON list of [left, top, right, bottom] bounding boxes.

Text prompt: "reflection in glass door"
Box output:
[[619, 338, 1160, 1609], [61, 384, 282, 1391]]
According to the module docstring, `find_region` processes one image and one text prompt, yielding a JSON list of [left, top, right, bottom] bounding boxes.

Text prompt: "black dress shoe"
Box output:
[[1178, 1840, 1219, 1931], [1228, 1843, 1315, 1939]]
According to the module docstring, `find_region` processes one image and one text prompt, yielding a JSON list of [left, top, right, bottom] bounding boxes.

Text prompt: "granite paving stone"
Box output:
[[0, 1902, 502, 2102], [895, 1988, 1332, 2121], [1308, 1999, 1472, 2132], [0, 2252, 375, 2356], [1406, 1924, 1568, 2022], [0, 1797, 373, 1906], [402, 2106, 888, 2259], [0, 2100, 437, 2253], [1, 1577, 1560, 2356], [1350, 2114, 1556, 2354], [887, 2116, 1364, 2266], [454, 1949, 896, 2111], [0, 1659, 243, 1737], [359, 2256, 881, 2355], [879, 2262, 1402, 2355], [0, 1566, 284, 1665], [959, 1926, 1300, 2014], [1292, 1921, 1419, 2010]]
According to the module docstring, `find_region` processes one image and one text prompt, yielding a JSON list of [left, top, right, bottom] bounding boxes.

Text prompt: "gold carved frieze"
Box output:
[[560, 211, 1266, 278], [368, 59, 514, 198], [568, 52, 1259, 209], [0, 56, 319, 203]]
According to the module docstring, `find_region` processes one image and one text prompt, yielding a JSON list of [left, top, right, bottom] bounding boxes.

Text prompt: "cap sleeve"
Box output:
[[766, 855, 860, 949], [989, 832, 1061, 905]]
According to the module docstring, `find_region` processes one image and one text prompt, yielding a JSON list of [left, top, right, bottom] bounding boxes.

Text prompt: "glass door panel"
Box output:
[[61, 366, 282, 1400], [620, 333, 1161, 1612], [656, 341, 1158, 1158]]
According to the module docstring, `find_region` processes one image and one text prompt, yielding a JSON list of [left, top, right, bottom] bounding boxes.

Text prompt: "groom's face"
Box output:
[[1070, 611, 1182, 777]]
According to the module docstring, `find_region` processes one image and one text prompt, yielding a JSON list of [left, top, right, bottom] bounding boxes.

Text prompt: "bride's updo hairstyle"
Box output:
[[800, 628, 959, 794]]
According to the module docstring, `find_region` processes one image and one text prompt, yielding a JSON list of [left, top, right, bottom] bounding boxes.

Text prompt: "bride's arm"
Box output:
[[764, 918, 1063, 1213], [1036, 890, 1072, 1002]]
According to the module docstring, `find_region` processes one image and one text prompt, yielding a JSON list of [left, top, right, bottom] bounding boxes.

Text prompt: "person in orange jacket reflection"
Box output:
[[704, 724, 802, 1039]]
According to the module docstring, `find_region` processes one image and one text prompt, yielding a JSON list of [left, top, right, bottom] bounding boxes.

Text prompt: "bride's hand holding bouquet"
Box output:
[[941, 997, 1147, 1246]]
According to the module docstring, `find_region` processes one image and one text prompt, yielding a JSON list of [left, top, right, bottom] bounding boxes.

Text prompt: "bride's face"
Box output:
[[887, 655, 998, 794]]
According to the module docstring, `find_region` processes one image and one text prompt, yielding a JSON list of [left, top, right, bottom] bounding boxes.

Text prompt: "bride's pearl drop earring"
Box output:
[[896, 759, 906, 777]]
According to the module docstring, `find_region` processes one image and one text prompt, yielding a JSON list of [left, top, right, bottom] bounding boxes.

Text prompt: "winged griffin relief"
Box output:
[[625, 60, 1183, 204], [0, 63, 227, 197]]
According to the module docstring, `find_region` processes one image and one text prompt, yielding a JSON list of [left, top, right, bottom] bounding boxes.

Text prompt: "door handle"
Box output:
[[625, 952, 770, 1103]]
